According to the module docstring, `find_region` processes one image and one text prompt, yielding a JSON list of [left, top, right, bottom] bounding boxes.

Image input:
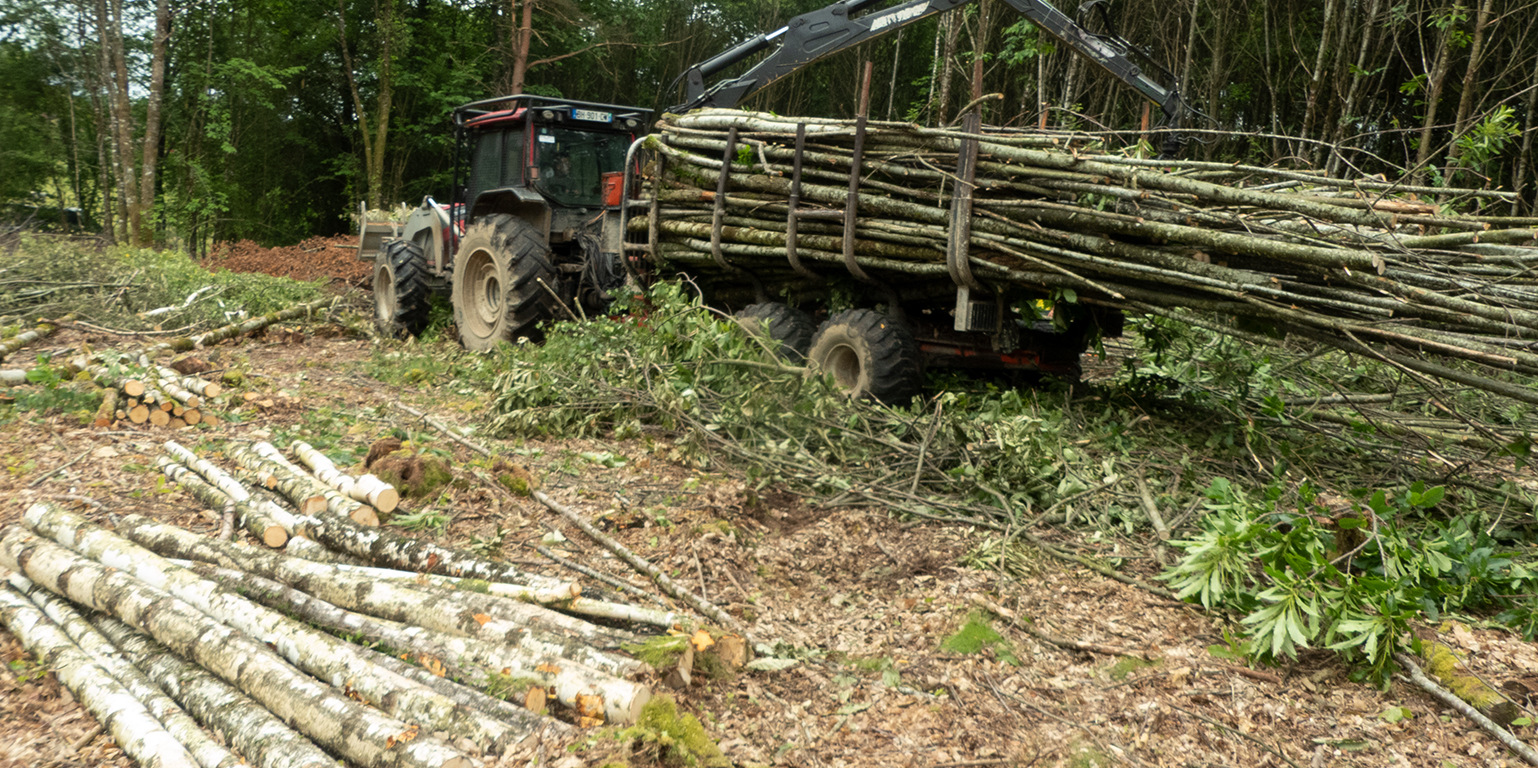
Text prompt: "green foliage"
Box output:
[[387, 507, 452, 534], [1455, 106, 1519, 174], [0, 236, 325, 328], [618, 694, 730, 768], [1162, 478, 1537, 685]]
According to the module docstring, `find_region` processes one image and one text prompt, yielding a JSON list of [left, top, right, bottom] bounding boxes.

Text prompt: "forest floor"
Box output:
[[2, 244, 1537, 768]]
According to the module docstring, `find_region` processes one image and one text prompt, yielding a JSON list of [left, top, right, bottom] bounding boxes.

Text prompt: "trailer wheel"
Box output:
[[452, 214, 561, 351], [808, 309, 921, 403], [373, 238, 432, 339], [736, 302, 815, 360]]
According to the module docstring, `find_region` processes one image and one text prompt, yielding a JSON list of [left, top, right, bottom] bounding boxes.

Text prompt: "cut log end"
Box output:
[[129, 404, 150, 424], [122, 380, 145, 398], [301, 496, 327, 516], [523, 687, 547, 713], [183, 409, 202, 426], [262, 525, 289, 548], [349, 507, 381, 527], [371, 488, 400, 514], [149, 410, 171, 428]]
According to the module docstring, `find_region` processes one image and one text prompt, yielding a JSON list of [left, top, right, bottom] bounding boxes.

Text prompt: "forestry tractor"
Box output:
[[362, 0, 1189, 401]]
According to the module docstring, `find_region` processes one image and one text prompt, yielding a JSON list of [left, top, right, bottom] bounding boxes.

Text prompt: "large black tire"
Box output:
[[807, 309, 922, 404], [451, 214, 562, 351], [736, 302, 815, 360], [373, 239, 431, 339]]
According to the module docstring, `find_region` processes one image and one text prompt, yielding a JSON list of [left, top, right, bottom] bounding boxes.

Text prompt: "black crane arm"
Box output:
[[671, 0, 1185, 125]]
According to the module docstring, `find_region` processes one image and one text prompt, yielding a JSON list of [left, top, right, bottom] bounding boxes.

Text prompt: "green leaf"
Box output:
[[1379, 706, 1413, 723]]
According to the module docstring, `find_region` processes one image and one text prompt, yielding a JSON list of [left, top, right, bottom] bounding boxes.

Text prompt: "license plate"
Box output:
[[572, 109, 612, 123]]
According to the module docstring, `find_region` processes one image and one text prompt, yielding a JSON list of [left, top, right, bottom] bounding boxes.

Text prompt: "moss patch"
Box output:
[[941, 612, 1020, 666], [616, 694, 729, 768], [623, 634, 691, 671], [1106, 655, 1157, 681], [1421, 637, 1501, 710], [492, 458, 536, 496]]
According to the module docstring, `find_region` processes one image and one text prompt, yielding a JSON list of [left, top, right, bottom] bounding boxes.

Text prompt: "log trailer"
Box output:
[[363, 0, 1188, 401]]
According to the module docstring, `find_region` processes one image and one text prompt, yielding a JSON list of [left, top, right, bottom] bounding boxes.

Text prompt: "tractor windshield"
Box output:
[[534, 126, 630, 208]]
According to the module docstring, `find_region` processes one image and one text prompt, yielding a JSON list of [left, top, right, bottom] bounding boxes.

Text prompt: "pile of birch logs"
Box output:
[[0, 439, 676, 768], [0, 298, 334, 428], [641, 110, 1538, 405]]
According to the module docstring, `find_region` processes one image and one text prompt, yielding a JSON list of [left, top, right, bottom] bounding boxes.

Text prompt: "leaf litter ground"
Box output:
[[1, 308, 1536, 768]]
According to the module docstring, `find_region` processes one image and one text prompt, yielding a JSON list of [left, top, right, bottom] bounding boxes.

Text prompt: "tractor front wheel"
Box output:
[[373, 238, 431, 339], [807, 309, 921, 404], [451, 214, 562, 351]]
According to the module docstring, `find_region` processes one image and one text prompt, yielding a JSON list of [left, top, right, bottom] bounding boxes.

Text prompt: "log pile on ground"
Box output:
[[0, 298, 332, 429], [0, 435, 752, 767], [642, 110, 1538, 404]]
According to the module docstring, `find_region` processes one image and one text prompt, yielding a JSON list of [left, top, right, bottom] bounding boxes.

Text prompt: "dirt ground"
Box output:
[[2, 280, 1537, 767]]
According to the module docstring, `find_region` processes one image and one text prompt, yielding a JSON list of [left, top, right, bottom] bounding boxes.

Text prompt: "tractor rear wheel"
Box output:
[[373, 238, 431, 339], [736, 302, 815, 360], [452, 214, 562, 351], [807, 309, 921, 404]]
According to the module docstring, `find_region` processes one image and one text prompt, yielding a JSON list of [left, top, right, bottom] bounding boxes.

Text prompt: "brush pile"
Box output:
[[0, 438, 686, 768], [640, 109, 1538, 404]]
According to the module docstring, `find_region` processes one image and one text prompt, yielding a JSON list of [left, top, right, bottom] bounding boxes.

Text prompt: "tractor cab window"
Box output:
[[534, 126, 629, 207], [467, 128, 525, 202]]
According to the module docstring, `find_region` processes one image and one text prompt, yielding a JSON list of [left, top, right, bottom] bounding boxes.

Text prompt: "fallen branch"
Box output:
[[534, 490, 750, 639], [1395, 652, 1538, 766]]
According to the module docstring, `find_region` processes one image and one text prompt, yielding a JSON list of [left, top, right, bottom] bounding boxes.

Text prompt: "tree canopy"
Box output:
[[4, 0, 1537, 249]]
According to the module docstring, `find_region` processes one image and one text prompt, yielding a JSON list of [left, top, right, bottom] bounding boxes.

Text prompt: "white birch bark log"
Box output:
[[249, 440, 380, 525], [154, 366, 222, 399], [89, 615, 337, 768], [157, 457, 284, 547], [155, 377, 200, 408], [7, 573, 242, 768], [293, 440, 399, 513], [228, 453, 325, 515], [119, 514, 633, 655], [188, 561, 648, 724], [365, 644, 560, 728], [0, 579, 202, 768], [255, 474, 571, 592], [163, 441, 298, 535], [238, 443, 370, 523], [333, 563, 684, 628], [284, 534, 370, 566], [17, 505, 519, 758]]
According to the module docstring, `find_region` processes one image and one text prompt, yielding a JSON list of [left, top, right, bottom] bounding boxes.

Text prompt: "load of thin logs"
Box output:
[[638, 110, 1538, 404], [0, 436, 735, 768]]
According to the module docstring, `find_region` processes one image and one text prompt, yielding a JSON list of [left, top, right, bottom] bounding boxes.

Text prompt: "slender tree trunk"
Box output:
[[1328, 0, 1383, 176], [1511, 54, 1538, 215], [1300, 0, 1340, 159], [1443, 0, 1496, 180], [510, 0, 535, 94], [337, 0, 377, 209], [886, 28, 903, 121], [98, 0, 137, 242], [136, 0, 171, 246], [937, 12, 961, 124], [1413, 1, 1460, 184]]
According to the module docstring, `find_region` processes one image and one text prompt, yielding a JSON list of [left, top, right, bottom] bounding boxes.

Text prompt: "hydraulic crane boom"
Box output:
[[673, 0, 1185, 126]]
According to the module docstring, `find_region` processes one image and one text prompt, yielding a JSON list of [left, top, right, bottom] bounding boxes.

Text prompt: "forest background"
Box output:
[[3, 0, 1536, 252]]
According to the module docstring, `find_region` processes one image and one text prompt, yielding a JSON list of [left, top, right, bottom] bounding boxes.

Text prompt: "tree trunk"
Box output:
[[1511, 54, 1538, 215], [1443, 0, 1497, 180], [90, 616, 338, 768], [1413, 1, 1460, 184], [936, 11, 961, 124], [0, 582, 201, 768], [1299, 0, 1339, 157], [15, 505, 516, 759], [186, 561, 648, 724], [510, 0, 536, 95], [1327, 0, 1383, 176], [99, 0, 139, 242], [136, 0, 171, 246], [9, 574, 242, 768]]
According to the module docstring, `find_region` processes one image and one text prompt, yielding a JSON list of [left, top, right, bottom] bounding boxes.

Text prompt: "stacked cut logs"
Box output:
[[0, 437, 691, 768], [80, 360, 221, 429], [641, 110, 1538, 405]]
